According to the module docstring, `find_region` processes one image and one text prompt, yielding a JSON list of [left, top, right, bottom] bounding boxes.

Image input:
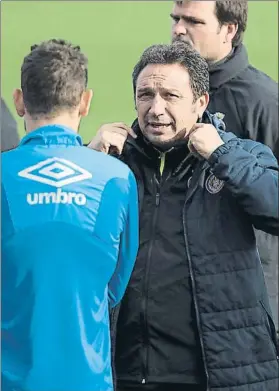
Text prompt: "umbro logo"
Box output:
[[18, 158, 92, 206], [18, 157, 92, 187]]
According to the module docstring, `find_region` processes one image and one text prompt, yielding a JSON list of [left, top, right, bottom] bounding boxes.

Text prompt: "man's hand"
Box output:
[[87, 123, 137, 154], [187, 123, 224, 160]]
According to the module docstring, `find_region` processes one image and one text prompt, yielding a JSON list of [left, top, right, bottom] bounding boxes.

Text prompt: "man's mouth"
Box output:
[[148, 122, 172, 128], [172, 36, 192, 46]]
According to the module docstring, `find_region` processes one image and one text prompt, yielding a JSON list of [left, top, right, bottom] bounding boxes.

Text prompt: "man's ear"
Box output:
[[79, 89, 93, 117], [224, 23, 238, 44], [13, 89, 25, 117], [196, 92, 209, 119]]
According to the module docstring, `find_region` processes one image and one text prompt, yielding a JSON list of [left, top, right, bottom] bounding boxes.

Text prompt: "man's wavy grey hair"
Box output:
[[132, 41, 209, 102]]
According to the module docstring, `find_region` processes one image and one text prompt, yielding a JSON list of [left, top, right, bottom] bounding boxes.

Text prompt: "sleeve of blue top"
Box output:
[[108, 171, 139, 307]]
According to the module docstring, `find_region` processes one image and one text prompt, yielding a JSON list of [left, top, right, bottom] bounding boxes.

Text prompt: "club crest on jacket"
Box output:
[[205, 173, 224, 194]]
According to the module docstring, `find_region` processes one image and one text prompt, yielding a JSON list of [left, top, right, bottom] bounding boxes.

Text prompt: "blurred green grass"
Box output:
[[1, 1, 278, 143]]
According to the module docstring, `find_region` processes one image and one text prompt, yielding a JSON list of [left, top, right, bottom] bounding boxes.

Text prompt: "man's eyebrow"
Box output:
[[170, 13, 205, 24], [137, 87, 154, 94], [137, 87, 182, 96], [162, 88, 181, 95]]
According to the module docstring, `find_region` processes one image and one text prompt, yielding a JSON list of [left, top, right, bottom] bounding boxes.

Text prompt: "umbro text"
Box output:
[[27, 189, 87, 206]]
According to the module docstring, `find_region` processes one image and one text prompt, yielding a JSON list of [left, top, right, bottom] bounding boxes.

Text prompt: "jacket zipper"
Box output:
[[183, 168, 210, 391], [141, 155, 164, 384]]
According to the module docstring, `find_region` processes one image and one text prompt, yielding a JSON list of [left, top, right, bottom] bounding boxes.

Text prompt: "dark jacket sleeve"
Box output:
[[257, 96, 279, 160], [208, 138, 278, 236], [1, 99, 20, 152], [244, 83, 279, 160]]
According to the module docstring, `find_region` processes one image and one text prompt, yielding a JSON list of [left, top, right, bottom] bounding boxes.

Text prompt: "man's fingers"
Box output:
[[108, 145, 121, 156], [109, 123, 137, 139], [88, 122, 137, 153], [101, 143, 122, 155], [184, 123, 203, 141], [102, 133, 126, 154], [188, 123, 204, 138], [100, 143, 110, 154], [108, 127, 130, 137], [127, 128, 137, 139], [90, 134, 124, 155]]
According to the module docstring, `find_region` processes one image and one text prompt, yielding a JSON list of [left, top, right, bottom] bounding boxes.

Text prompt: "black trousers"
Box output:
[[117, 382, 205, 391]]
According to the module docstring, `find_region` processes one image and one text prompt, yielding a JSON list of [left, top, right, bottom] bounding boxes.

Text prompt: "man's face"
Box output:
[[171, 1, 230, 62], [136, 63, 208, 149]]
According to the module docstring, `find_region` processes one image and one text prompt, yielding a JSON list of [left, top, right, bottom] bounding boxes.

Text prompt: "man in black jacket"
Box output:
[[89, 41, 279, 391], [170, 0, 278, 329], [1, 98, 20, 151]]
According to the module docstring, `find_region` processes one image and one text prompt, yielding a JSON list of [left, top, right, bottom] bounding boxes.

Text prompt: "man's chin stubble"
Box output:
[[172, 36, 191, 46], [150, 128, 188, 151]]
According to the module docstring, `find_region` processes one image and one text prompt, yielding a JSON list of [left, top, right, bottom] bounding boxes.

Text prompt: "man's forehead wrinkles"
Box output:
[[141, 74, 166, 81], [139, 74, 179, 83], [138, 75, 167, 88], [137, 84, 184, 95]]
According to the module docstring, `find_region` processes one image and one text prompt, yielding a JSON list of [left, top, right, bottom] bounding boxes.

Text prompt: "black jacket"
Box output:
[[115, 123, 205, 385], [207, 44, 279, 328], [1, 99, 20, 152], [111, 112, 279, 391], [207, 44, 278, 156]]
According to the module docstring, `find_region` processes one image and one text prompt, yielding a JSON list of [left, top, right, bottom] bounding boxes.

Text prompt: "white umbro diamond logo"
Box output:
[[18, 158, 92, 187]]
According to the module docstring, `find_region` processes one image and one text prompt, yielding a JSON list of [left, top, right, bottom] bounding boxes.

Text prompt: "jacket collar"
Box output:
[[126, 110, 226, 156], [19, 125, 83, 147], [209, 44, 249, 90], [124, 111, 235, 173]]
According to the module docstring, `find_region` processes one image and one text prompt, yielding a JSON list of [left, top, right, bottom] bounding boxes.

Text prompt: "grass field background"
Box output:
[[2, 1, 278, 143]]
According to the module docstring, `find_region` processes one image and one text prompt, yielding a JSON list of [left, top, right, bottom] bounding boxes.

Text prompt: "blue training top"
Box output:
[[1, 125, 139, 391]]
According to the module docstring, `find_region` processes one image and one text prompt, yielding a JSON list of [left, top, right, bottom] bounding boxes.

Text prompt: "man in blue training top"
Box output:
[[1, 39, 139, 391]]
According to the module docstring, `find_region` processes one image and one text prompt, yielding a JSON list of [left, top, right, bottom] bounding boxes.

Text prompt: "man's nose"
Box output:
[[172, 19, 187, 37], [149, 95, 166, 117]]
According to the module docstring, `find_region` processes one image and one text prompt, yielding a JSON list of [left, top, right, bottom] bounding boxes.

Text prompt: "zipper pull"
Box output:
[[160, 153, 165, 176], [155, 193, 160, 206]]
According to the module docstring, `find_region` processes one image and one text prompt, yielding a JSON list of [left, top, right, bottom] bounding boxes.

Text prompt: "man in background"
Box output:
[[1, 98, 20, 151], [171, 0, 278, 327], [1, 39, 138, 391]]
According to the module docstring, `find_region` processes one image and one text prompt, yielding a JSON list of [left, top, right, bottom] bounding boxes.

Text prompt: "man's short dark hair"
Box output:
[[21, 39, 88, 118], [215, 0, 248, 47], [132, 41, 209, 102], [175, 1, 248, 47]]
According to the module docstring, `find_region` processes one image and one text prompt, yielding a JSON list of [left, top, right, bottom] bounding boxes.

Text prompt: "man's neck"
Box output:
[[207, 47, 235, 70], [24, 114, 79, 134]]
